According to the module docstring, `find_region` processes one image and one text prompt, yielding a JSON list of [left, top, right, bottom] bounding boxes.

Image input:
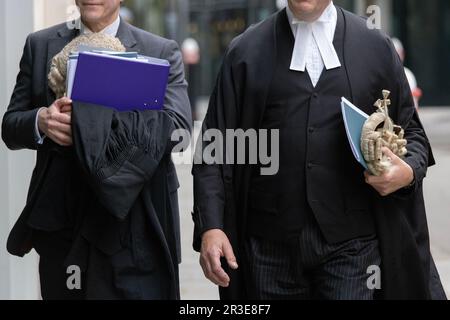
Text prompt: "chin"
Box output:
[[81, 10, 103, 22], [290, 0, 318, 13], [81, 5, 103, 17], [295, 3, 316, 13]]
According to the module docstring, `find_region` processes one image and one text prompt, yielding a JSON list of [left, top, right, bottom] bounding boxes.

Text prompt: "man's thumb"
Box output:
[[382, 147, 398, 163], [223, 241, 238, 270], [55, 97, 72, 109]]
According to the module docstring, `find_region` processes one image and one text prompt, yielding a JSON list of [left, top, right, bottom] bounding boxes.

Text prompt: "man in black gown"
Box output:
[[193, 0, 446, 300]]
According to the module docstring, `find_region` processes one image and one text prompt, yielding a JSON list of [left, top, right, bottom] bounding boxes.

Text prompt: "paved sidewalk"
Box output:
[[178, 161, 219, 300], [421, 108, 450, 297]]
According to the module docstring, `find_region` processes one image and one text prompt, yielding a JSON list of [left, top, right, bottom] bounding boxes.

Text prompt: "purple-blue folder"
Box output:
[[71, 52, 170, 111]]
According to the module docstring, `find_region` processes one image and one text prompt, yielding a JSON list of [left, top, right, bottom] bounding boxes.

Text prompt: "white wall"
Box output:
[[0, 0, 74, 300], [34, 0, 77, 31], [0, 0, 39, 301]]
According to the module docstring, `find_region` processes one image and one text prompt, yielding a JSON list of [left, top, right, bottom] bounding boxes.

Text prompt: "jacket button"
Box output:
[[308, 127, 315, 133], [312, 93, 318, 98], [307, 163, 314, 169]]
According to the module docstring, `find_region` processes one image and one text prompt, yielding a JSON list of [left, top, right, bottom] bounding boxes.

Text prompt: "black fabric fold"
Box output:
[[71, 102, 175, 221]]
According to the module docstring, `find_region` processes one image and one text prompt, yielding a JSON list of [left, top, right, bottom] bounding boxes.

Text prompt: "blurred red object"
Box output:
[[412, 87, 422, 99]]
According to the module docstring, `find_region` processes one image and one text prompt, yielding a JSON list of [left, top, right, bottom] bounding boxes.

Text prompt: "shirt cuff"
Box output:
[[192, 206, 224, 252], [34, 107, 46, 145]]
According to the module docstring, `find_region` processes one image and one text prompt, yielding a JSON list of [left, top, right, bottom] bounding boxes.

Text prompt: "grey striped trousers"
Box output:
[[244, 219, 381, 300]]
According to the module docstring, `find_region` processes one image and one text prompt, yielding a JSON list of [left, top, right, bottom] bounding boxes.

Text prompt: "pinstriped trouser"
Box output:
[[244, 219, 381, 300]]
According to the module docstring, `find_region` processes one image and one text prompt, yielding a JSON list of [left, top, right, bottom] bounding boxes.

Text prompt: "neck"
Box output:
[[289, 1, 331, 23], [81, 12, 119, 33]]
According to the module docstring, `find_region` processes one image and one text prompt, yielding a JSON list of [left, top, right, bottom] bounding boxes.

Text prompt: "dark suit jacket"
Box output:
[[1, 20, 192, 298], [192, 7, 446, 300]]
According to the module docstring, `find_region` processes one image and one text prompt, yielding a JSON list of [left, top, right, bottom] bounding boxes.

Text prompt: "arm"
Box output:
[[398, 76, 433, 191], [365, 38, 433, 196], [1, 34, 73, 150], [192, 53, 238, 287], [192, 89, 226, 248], [161, 40, 192, 136], [191, 39, 242, 248], [1, 35, 40, 150]]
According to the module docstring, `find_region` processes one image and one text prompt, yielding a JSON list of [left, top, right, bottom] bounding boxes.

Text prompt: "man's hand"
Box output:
[[365, 147, 414, 197], [38, 97, 73, 146], [200, 229, 238, 287]]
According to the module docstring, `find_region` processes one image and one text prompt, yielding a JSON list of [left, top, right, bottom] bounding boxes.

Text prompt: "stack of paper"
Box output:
[[67, 47, 170, 111]]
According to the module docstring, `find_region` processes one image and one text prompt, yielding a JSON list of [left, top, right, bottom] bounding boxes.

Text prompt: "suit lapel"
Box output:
[[252, 10, 279, 129], [341, 8, 377, 115], [46, 25, 79, 104], [115, 20, 138, 52]]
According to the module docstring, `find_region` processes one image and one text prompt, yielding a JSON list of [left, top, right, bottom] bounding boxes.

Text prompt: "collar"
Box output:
[[79, 14, 121, 37], [287, 1, 341, 72]]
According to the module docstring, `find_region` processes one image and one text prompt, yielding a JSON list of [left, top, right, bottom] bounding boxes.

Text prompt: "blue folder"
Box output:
[[341, 97, 370, 170], [71, 52, 170, 111]]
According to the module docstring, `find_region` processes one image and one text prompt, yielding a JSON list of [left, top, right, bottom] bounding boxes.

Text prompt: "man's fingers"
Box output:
[[365, 170, 394, 196], [382, 147, 400, 164], [49, 130, 72, 146], [364, 171, 372, 184], [208, 268, 229, 287], [48, 120, 72, 146], [60, 105, 72, 113], [200, 252, 229, 287], [51, 112, 71, 125], [200, 230, 234, 287], [209, 252, 230, 286], [199, 256, 217, 284], [365, 171, 384, 185], [222, 241, 238, 270], [54, 97, 72, 109], [57, 123, 72, 135], [51, 130, 71, 143], [57, 97, 72, 106], [48, 118, 72, 134]]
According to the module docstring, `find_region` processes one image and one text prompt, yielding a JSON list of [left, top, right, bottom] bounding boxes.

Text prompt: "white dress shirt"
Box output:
[[80, 15, 121, 36], [35, 15, 121, 144], [286, 2, 341, 87]]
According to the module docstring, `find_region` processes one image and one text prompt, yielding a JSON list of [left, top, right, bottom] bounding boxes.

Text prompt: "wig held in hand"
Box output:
[[48, 33, 126, 98], [361, 90, 408, 176]]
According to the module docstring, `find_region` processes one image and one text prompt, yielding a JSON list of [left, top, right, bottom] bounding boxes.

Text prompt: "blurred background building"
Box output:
[[1, 0, 449, 300]]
